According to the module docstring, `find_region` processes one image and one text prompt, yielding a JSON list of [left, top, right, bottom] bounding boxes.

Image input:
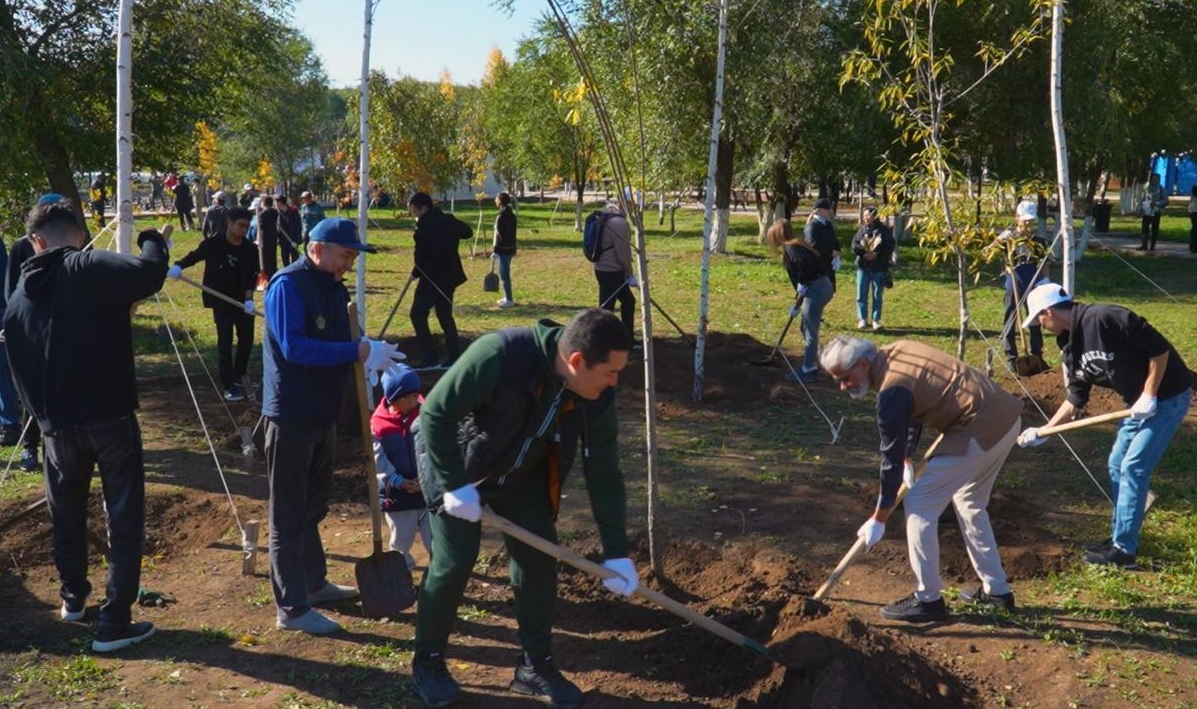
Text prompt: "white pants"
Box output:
[[384, 509, 433, 571], [904, 419, 1019, 602]]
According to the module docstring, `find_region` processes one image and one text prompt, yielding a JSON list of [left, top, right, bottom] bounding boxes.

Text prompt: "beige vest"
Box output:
[[871, 340, 1022, 457]]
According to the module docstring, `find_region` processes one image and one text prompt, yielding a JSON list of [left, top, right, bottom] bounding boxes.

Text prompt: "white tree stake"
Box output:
[[692, 0, 728, 403], [115, 0, 134, 254]]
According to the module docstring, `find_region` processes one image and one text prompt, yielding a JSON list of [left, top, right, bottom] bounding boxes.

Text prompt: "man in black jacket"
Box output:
[[276, 195, 302, 266], [201, 191, 229, 241], [4, 199, 169, 652], [1018, 283, 1192, 569], [408, 192, 472, 367], [258, 195, 281, 279], [168, 206, 259, 401]]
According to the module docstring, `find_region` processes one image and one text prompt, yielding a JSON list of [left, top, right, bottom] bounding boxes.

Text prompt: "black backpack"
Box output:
[[582, 210, 612, 262]]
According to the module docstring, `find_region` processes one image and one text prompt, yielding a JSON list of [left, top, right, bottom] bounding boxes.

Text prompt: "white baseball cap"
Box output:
[[1022, 282, 1072, 328], [1015, 199, 1038, 222]]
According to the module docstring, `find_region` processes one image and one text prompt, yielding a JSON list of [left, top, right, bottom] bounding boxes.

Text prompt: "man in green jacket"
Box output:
[[411, 308, 637, 708]]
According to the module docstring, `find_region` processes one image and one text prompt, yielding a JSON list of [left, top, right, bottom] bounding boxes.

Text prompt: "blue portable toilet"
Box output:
[[1150, 153, 1196, 195]]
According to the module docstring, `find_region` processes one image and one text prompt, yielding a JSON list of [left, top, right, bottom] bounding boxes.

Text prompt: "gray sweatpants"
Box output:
[[904, 419, 1019, 602]]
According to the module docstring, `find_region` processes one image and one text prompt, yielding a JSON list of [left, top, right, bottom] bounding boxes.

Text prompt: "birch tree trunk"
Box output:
[[1050, 1, 1075, 294], [692, 0, 728, 403], [115, 0, 134, 254], [355, 0, 375, 330]]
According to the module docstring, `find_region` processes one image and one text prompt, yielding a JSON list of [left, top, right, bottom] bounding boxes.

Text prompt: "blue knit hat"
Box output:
[[382, 364, 421, 403], [37, 193, 66, 205]]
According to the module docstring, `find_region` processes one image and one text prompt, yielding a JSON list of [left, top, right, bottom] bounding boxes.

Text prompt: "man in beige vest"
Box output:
[[820, 336, 1022, 622]]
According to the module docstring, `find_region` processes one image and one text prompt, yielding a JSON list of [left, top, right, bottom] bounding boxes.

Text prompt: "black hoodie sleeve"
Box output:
[[84, 232, 169, 304]]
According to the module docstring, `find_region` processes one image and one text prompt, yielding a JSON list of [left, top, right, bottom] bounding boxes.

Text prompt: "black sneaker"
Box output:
[[510, 653, 583, 708], [223, 384, 245, 402], [19, 447, 38, 472], [1082, 537, 1113, 553], [411, 651, 461, 707], [1083, 546, 1139, 569], [92, 621, 155, 652], [959, 586, 1016, 612], [879, 594, 948, 623]]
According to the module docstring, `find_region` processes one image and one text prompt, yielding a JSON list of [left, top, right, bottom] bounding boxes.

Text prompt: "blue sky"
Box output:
[[292, 0, 545, 86]]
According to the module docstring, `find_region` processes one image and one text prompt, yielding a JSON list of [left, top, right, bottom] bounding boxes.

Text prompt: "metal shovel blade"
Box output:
[[1014, 354, 1050, 377], [355, 549, 417, 619]]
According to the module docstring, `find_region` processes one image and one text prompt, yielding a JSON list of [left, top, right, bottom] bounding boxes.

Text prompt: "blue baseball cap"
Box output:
[[37, 193, 66, 205], [382, 364, 421, 403], [308, 218, 377, 253]]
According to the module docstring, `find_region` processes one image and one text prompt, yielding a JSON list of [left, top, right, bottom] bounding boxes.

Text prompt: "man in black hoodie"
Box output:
[[407, 192, 472, 367], [4, 199, 169, 652]]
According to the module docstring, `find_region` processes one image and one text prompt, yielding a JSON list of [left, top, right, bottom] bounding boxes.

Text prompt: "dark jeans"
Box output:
[[1140, 213, 1161, 249], [260, 232, 278, 277], [213, 306, 254, 389], [1003, 286, 1043, 361], [1189, 213, 1197, 253], [497, 253, 514, 301], [43, 415, 145, 631], [176, 205, 194, 230], [415, 479, 558, 657], [410, 280, 460, 363], [595, 270, 635, 339], [265, 418, 336, 618], [0, 343, 19, 428], [280, 235, 300, 267]]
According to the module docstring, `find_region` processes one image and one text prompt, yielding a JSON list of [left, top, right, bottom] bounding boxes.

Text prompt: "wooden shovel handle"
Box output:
[[479, 508, 775, 662], [813, 432, 946, 601], [349, 302, 385, 556], [1038, 409, 1132, 437], [177, 274, 264, 318]]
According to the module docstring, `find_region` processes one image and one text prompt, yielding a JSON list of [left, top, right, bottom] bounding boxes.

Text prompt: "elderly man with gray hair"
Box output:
[[820, 335, 1022, 622]]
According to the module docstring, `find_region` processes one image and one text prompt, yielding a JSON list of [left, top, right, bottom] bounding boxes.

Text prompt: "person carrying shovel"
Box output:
[[820, 335, 1022, 622], [1017, 283, 1192, 569], [409, 307, 638, 708]]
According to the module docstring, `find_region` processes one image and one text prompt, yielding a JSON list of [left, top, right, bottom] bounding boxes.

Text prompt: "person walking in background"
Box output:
[[277, 195, 302, 266], [168, 206, 259, 402], [1016, 283, 1192, 569], [1138, 173, 1168, 251], [804, 197, 842, 295], [766, 219, 832, 383], [5, 198, 170, 651], [408, 192, 472, 368], [201, 191, 229, 241], [592, 202, 637, 342], [88, 174, 107, 230], [370, 364, 431, 571], [492, 192, 517, 308], [1187, 185, 1197, 254], [299, 191, 325, 245], [821, 335, 1022, 622], [258, 195, 281, 279], [173, 177, 195, 231], [851, 207, 894, 331]]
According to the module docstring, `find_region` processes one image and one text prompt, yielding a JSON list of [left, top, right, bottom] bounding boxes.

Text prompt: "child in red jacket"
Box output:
[[370, 364, 431, 570]]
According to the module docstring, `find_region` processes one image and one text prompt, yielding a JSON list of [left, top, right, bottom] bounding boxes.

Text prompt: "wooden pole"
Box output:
[[1039, 410, 1131, 438], [177, 274, 264, 318]]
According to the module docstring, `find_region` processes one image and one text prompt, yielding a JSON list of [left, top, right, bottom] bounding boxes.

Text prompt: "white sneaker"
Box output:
[[856, 320, 867, 330], [497, 298, 514, 308], [872, 321, 882, 331], [307, 582, 359, 604], [276, 609, 341, 635]]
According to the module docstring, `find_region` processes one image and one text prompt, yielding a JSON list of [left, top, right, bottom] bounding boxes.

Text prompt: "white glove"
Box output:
[[627, 275, 639, 287], [442, 484, 481, 522], [831, 255, 842, 271], [857, 518, 885, 550], [363, 338, 406, 372], [167, 264, 182, 280], [601, 558, 638, 597], [902, 460, 916, 489], [789, 304, 800, 318], [1131, 393, 1157, 420], [796, 283, 808, 297], [1017, 427, 1046, 448], [243, 299, 255, 315]]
